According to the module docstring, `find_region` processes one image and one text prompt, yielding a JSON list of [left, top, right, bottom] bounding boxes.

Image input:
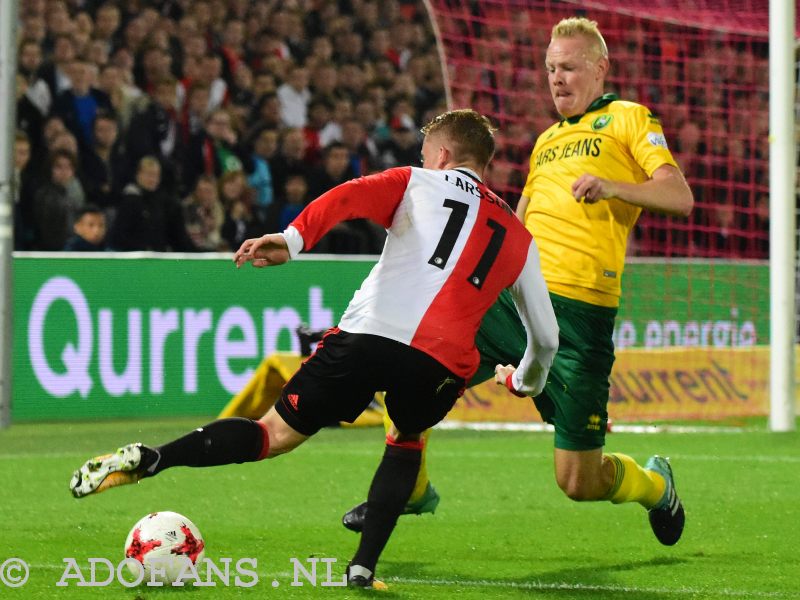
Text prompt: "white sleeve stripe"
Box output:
[[281, 226, 305, 259], [509, 239, 559, 396]]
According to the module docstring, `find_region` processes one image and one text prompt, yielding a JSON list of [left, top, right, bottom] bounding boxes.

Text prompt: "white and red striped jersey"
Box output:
[[282, 166, 558, 395]]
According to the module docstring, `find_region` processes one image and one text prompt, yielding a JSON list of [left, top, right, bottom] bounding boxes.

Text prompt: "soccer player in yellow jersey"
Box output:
[[344, 16, 693, 547]]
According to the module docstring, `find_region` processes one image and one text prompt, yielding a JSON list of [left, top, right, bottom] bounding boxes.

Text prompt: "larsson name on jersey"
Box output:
[[443, 173, 513, 215]]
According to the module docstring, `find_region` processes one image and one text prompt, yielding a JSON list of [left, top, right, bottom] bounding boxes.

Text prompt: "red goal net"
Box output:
[[428, 0, 771, 259]]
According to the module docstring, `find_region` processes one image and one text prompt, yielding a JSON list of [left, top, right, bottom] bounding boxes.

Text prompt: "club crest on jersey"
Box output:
[[591, 115, 613, 131]]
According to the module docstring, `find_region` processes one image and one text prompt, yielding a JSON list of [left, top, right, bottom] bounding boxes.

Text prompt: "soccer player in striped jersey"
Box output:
[[344, 17, 693, 547], [69, 109, 559, 589]]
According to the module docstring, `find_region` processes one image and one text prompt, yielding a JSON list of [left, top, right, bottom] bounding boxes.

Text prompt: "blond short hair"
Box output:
[[551, 17, 608, 60], [421, 109, 497, 168]]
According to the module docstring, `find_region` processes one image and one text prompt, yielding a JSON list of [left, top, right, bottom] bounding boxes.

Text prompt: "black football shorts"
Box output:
[[274, 328, 465, 436]]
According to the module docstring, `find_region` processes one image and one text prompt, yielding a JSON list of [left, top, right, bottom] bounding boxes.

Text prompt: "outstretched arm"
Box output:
[[571, 164, 693, 217], [234, 167, 411, 268]]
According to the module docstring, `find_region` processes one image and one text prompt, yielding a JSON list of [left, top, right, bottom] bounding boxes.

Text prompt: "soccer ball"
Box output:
[[124, 511, 205, 584]]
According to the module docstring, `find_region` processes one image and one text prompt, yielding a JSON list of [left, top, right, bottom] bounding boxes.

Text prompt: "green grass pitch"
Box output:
[[1, 417, 798, 599]]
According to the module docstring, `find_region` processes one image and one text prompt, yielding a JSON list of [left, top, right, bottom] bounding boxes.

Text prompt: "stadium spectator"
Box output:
[[314, 97, 353, 150], [361, 90, 392, 140], [125, 77, 184, 195], [107, 156, 196, 252], [120, 17, 149, 58], [308, 61, 338, 107], [307, 142, 355, 199], [20, 14, 46, 48], [228, 64, 256, 122], [405, 53, 443, 118], [251, 70, 277, 100], [179, 81, 211, 146], [184, 108, 253, 193], [96, 63, 143, 132], [182, 175, 225, 251], [244, 92, 282, 144], [12, 132, 36, 250], [37, 33, 75, 99], [197, 53, 228, 112], [17, 38, 52, 118], [307, 36, 334, 67], [80, 111, 128, 209], [93, 3, 122, 52], [63, 204, 108, 251], [53, 58, 113, 150], [87, 38, 111, 70], [340, 118, 381, 177], [69, 108, 559, 592], [339, 62, 370, 102], [378, 113, 421, 169], [342, 17, 693, 549], [303, 99, 335, 164], [276, 64, 311, 128], [305, 141, 377, 254], [39, 115, 67, 153], [15, 73, 46, 156], [276, 174, 309, 231], [33, 149, 86, 251], [180, 32, 208, 71], [48, 128, 81, 160], [270, 128, 313, 201], [219, 171, 262, 251], [218, 18, 246, 81], [44, 1, 73, 47], [248, 128, 279, 226], [133, 45, 174, 95]]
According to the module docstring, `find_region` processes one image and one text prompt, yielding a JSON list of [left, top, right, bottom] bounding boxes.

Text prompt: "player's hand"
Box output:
[[571, 174, 615, 204], [494, 364, 516, 385], [233, 234, 290, 268], [495, 364, 526, 397]]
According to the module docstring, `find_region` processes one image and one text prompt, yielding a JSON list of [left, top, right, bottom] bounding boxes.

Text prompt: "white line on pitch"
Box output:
[[436, 420, 761, 434], [387, 576, 786, 597]]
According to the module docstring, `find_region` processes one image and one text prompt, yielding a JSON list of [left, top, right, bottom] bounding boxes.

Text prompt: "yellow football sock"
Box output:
[[409, 429, 431, 502], [382, 409, 430, 504], [604, 453, 665, 508]]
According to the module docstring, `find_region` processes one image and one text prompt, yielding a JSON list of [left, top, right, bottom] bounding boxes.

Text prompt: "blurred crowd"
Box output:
[[12, 0, 774, 259], [13, 0, 446, 253]]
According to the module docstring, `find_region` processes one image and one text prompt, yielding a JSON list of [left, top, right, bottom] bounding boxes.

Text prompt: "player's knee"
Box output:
[[556, 475, 597, 502], [259, 410, 308, 457], [386, 425, 423, 446], [391, 431, 422, 443]]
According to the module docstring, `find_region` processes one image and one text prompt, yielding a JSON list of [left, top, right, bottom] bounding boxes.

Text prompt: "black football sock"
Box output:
[[141, 417, 269, 477], [350, 442, 422, 573]]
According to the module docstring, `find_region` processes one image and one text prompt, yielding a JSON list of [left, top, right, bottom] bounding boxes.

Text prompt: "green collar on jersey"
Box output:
[[561, 93, 619, 125]]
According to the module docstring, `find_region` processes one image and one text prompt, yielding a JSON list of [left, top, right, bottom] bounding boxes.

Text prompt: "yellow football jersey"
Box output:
[[521, 94, 678, 307]]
